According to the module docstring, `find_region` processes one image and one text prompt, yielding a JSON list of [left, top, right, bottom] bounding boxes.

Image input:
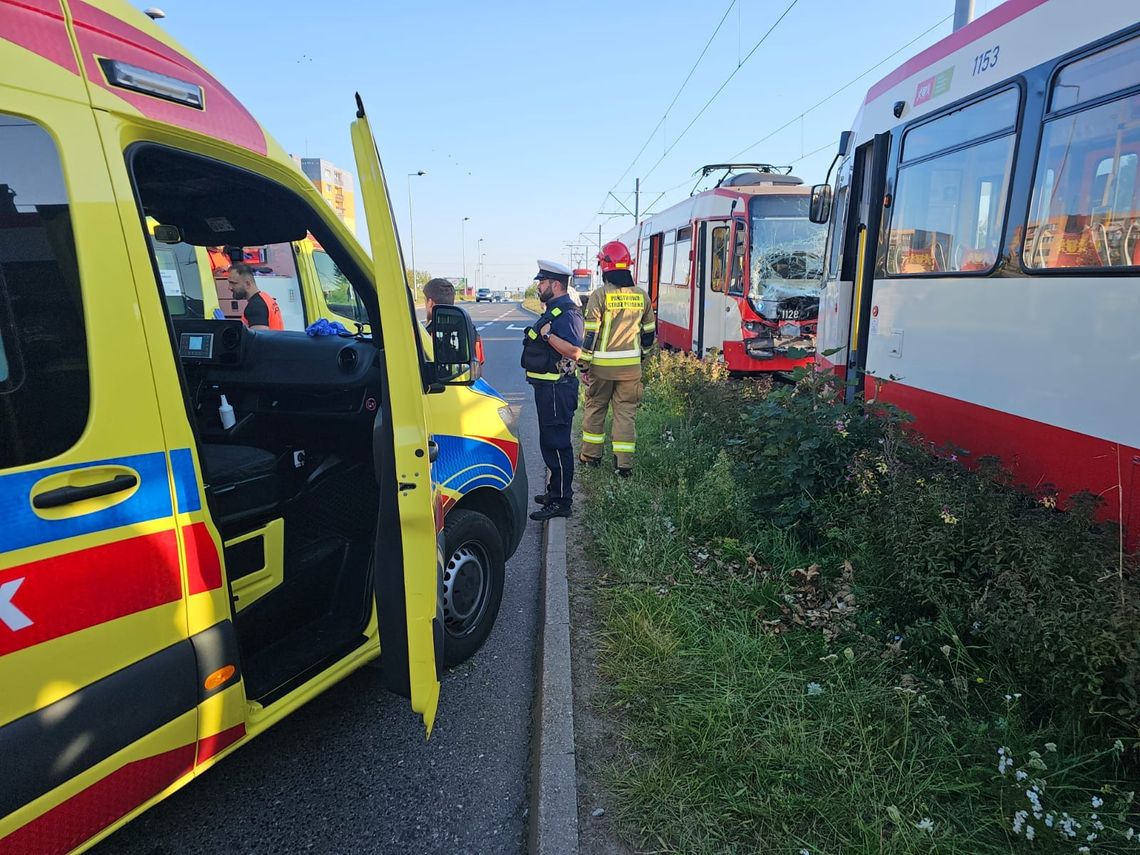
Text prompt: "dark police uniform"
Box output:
[[522, 263, 584, 516]]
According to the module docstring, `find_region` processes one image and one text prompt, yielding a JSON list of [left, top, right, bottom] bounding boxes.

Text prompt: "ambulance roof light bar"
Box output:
[[99, 59, 203, 109]]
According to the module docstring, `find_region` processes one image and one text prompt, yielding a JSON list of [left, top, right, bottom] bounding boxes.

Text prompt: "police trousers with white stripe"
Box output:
[[533, 377, 579, 502], [580, 376, 643, 470]]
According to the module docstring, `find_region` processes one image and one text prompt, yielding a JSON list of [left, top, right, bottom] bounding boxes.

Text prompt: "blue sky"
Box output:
[[131, 0, 1007, 289]]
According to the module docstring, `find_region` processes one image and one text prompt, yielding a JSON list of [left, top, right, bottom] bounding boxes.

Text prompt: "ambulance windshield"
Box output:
[[747, 195, 826, 302]]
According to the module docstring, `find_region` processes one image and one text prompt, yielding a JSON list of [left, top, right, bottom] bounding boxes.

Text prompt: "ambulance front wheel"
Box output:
[[441, 508, 505, 666]]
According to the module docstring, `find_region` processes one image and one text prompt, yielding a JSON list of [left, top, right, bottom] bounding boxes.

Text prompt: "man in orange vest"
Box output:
[[227, 262, 284, 330]]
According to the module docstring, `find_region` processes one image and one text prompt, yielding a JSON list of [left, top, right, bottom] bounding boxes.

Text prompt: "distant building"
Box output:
[[291, 156, 356, 235]]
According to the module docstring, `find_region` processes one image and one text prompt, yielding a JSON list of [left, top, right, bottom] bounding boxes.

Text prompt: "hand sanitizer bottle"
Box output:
[[219, 394, 236, 430]]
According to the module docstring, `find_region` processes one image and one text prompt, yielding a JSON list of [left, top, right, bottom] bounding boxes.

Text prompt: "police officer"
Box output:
[[578, 240, 655, 476], [522, 259, 584, 521]]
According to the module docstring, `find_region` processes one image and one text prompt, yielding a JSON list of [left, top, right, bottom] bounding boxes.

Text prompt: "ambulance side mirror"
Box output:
[[809, 183, 833, 224], [430, 304, 478, 387]]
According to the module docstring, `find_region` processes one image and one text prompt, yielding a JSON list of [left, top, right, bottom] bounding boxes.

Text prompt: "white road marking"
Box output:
[[506, 324, 528, 331], [477, 325, 490, 330]]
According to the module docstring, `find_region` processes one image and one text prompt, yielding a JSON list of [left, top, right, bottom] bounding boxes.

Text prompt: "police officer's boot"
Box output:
[[530, 499, 571, 521]]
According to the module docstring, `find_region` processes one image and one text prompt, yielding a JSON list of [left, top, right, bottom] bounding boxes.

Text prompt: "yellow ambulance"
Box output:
[[0, 2, 525, 852]]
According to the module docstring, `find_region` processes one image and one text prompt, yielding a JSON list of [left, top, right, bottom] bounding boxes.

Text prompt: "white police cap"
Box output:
[[534, 259, 571, 282]]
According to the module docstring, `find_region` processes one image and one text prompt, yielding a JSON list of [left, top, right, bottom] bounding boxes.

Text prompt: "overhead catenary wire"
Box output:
[[637, 0, 801, 185], [729, 12, 953, 160], [589, 0, 738, 225], [626, 11, 955, 222], [581, 8, 954, 247]]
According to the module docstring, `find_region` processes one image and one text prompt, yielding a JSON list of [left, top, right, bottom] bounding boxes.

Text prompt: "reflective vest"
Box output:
[[580, 284, 656, 379], [242, 290, 285, 330], [521, 305, 573, 383]]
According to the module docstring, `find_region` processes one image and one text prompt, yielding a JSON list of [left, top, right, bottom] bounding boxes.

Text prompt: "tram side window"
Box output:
[[637, 239, 650, 287], [0, 115, 89, 469], [1025, 34, 1140, 270], [675, 227, 692, 288], [710, 225, 729, 292], [659, 232, 676, 287], [887, 87, 1019, 275], [728, 222, 746, 294]]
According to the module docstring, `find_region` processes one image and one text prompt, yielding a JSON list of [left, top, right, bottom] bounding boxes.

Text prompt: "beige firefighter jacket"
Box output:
[[579, 282, 656, 380]]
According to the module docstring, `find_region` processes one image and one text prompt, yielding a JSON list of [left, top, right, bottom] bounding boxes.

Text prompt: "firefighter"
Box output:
[[522, 260, 584, 521], [578, 240, 655, 476]]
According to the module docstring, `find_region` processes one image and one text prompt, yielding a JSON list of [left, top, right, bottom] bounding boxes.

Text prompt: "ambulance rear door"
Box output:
[[0, 33, 198, 850], [351, 97, 441, 735]]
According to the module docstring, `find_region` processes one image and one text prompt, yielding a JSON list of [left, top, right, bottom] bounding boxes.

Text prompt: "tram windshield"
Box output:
[[747, 195, 826, 301]]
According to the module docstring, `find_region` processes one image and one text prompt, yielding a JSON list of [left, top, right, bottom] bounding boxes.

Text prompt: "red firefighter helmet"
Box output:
[[597, 240, 632, 273]]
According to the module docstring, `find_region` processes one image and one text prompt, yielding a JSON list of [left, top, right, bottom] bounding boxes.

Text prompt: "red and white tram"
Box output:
[[810, 0, 1140, 540], [619, 164, 827, 373]]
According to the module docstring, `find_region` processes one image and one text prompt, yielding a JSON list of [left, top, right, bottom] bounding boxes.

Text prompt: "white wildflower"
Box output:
[[799, 849, 810, 855], [1125, 826, 1134, 840], [1091, 796, 1104, 808], [997, 746, 1014, 775], [1087, 832, 1098, 842], [806, 682, 824, 696], [1060, 814, 1079, 839], [1113, 739, 1124, 753], [1012, 810, 1028, 835], [1044, 742, 1057, 752], [1044, 813, 1055, 828], [914, 818, 934, 832], [1015, 770, 1028, 782], [1078, 847, 1090, 854], [1025, 825, 1035, 841]]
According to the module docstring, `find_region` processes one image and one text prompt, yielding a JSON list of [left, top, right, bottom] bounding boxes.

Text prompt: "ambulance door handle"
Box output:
[[428, 440, 439, 463], [32, 474, 138, 509]]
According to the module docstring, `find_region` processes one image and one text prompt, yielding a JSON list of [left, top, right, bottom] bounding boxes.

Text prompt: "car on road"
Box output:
[[475, 287, 492, 302]]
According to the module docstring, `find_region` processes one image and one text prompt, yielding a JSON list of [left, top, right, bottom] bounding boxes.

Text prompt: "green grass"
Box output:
[[577, 358, 1139, 855]]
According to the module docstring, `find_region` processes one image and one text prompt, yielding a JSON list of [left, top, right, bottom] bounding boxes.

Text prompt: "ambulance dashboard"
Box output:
[[172, 319, 382, 421]]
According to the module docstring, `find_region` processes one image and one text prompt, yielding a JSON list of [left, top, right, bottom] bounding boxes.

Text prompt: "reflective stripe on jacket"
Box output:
[[580, 283, 655, 378]]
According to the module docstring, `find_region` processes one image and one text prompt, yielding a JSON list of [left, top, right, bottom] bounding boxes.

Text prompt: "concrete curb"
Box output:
[[528, 517, 579, 855], [519, 303, 542, 317]]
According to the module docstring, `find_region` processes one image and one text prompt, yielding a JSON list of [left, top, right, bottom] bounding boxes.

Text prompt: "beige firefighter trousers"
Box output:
[[580, 376, 643, 470]]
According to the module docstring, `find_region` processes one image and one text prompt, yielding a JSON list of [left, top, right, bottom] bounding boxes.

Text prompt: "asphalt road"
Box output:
[[98, 300, 544, 855]]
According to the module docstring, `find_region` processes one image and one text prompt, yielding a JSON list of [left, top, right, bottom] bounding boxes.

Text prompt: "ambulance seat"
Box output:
[[200, 443, 279, 530]]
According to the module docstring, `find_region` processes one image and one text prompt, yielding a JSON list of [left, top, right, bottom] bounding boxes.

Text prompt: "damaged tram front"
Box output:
[[619, 164, 826, 373]]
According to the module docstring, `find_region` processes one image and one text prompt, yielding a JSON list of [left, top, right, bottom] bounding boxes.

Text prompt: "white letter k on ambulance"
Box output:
[[0, 578, 33, 631]]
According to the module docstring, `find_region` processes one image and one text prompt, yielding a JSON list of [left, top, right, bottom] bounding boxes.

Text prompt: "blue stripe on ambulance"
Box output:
[[0, 451, 174, 554], [430, 435, 513, 493], [170, 447, 202, 513]]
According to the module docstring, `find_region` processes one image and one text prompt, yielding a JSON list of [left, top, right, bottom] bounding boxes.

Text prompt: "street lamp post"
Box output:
[[460, 217, 470, 296], [406, 170, 425, 291], [476, 237, 484, 290]]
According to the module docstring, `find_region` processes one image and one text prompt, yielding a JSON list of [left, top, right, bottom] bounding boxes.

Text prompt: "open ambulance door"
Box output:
[[350, 96, 441, 735]]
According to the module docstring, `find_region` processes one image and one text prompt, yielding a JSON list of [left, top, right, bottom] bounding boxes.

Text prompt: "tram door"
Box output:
[[695, 220, 731, 356], [844, 132, 891, 403]]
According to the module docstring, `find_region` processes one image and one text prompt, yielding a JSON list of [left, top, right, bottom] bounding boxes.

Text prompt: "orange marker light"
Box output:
[[204, 665, 236, 691]]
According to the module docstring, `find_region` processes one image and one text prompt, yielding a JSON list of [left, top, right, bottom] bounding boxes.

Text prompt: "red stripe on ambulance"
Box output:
[[0, 744, 195, 855], [0, 0, 80, 75], [0, 530, 183, 655], [195, 723, 246, 766], [183, 521, 223, 595], [68, 0, 268, 155]]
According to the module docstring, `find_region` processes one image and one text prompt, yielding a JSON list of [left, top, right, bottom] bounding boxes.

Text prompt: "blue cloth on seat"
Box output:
[[306, 318, 350, 337]]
